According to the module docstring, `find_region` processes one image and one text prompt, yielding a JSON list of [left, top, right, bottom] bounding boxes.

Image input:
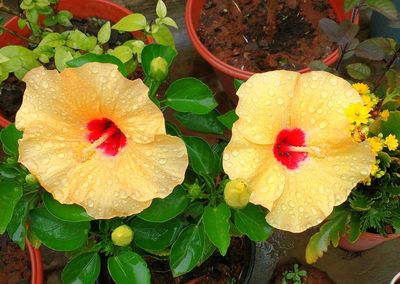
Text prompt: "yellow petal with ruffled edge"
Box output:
[[224, 71, 374, 233], [16, 63, 188, 219], [235, 71, 299, 144]]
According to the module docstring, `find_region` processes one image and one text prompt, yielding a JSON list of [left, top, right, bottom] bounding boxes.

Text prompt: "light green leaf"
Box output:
[[165, 78, 217, 114], [0, 181, 23, 234], [108, 46, 133, 63], [152, 24, 175, 49], [39, 32, 66, 47], [0, 45, 40, 78], [108, 251, 150, 284], [17, 18, 27, 30], [203, 203, 231, 255], [98, 21, 111, 44], [61, 253, 100, 284], [112, 13, 147, 32], [161, 17, 178, 29], [234, 204, 273, 242], [54, 46, 73, 71], [29, 207, 90, 251], [156, 0, 167, 18]]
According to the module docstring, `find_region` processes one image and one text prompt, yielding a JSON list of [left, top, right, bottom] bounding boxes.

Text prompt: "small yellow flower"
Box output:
[[352, 83, 370, 95], [380, 110, 390, 121], [368, 137, 384, 153], [385, 134, 399, 151], [370, 163, 379, 176], [344, 103, 371, 126], [361, 95, 374, 110]]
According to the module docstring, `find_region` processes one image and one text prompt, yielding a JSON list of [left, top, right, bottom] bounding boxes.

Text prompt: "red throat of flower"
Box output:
[[87, 118, 127, 156], [273, 128, 308, 170]]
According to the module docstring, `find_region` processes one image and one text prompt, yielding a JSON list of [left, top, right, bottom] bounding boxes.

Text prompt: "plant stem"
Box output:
[[0, 2, 20, 17], [2, 26, 36, 44]]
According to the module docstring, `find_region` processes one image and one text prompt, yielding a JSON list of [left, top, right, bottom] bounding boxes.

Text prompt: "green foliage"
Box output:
[[61, 253, 100, 284], [282, 264, 307, 284], [175, 111, 226, 135], [108, 251, 151, 284], [203, 203, 231, 255]]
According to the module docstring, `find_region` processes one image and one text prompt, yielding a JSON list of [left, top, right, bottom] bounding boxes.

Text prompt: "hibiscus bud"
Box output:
[[149, 56, 169, 81], [188, 183, 202, 198], [111, 225, 133, 247], [6, 157, 17, 165], [25, 174, 38, 185], [224, 179, 250, 209]]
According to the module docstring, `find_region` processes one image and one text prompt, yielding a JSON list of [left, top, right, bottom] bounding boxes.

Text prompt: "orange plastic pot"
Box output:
[[26, 240, 43, 284], [339, 231, 400, 252], [185, 0, 358, 95], [0, 0, 146, 126]]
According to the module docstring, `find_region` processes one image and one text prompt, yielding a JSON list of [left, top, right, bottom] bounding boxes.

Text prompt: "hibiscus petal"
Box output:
[[290, 71, 362, 145], [65, 63, 165, 143], [266, 139, 374, 233], [235, 71, 299, 144]]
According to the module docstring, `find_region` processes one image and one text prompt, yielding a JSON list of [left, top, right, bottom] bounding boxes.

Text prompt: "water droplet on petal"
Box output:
[[319, 121, 328, 129], [159, 158, 166, 165], [276, 98, 284, 105]]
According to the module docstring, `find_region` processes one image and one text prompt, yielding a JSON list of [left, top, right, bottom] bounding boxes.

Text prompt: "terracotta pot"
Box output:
[[185, 0, 357, 95], [338, 231, 400, 252], [0, 0, 145, 125], [390, 272, 400, 284], [26, 240, 43, 284]]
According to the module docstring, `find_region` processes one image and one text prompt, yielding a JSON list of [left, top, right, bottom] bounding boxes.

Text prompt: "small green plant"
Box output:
[[282, 264, 307, 284]]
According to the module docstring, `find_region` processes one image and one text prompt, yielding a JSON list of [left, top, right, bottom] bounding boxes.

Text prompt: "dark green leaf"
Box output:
[[61, 252, 100, 284], [355, 38, 394, 61], [165, 78, 217, 114], [348, 214, 361, 243], [234, 79, 244, 91], [7, 199, 29, 249], [344, 0, 360, 11], [141, 44, 176, 77], [175, 111, 225, 135], [319, 18, 341, 42], [305, 207, 350, 263], [217, 110, 238, 129], [165, 121, 182, 137], [138, 186, 189, 222], [0, 181, 22, 234], [29, 207, 90, 251], [67, 53, 128, 77], [346, 63, 371, 80], [367, 0, 398, 20], [184, 202, 204, 220], [203, 203, 231, 255], [108, 251, 150, 284], [43, 192, 93, 222], [380, 111, 400, 138], [170, 224, 204, 276], [199, 226, 215, 264], [0, 124, 22, 156], [309, 60, 329, 71], [132, 217, 184, 251], [183, 136, 220, 177], [234, 204, 273, 242]]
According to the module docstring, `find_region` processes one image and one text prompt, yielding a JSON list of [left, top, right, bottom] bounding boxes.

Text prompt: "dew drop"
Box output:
[[276, 98, 284, 105], [308, 106, 316, 113], [87, 199, 94, 207], [232, 150, 239, 157], [319, 121, 328, 129], [159, 158, 166, 165], [225, 162, 233, 168], [145, 150, 152, 156]]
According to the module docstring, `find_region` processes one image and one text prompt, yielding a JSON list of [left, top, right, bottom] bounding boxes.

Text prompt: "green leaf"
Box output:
[[132, 217, 184, 251], [7, 199, 29, 249], [165, 78, 217, 114], [203, 203, 231, 255], [54, 46, 73, 71], [175, 111, 225, 135], [0, 46, 40, 78], [108, 251, 150, 284], [151, 24, 175, 49], [183, 136, 220, 177], [17, 18, 27, 30], [309, 60, 329, 71], [138, 186, 189, 222], [170, 224, 204, 277], [39, 32, 66, 47], [355, 38, 394, 61], [367, 0, 398, 20], [112, 13, 147, 32], [346, 63, 371, 80], [0, 124, 22, 156], [0, 181, 23, 234], [67, 53, 128, 77], [234, 79, 244, 91], [166, 121, 182, 137], [319, 18, 341, 42], [43, 192, 93, 222], [199, 227, 215, 264], [156, 0, 167, 18], [234, 204, 273, 242], [97, 21, 111, 44], [141, 44, 176, 76], [108, 46, 133, 63], [348, 214, 361, 243], [61, 253, 100, 284], [344, 0, 360, 11], [161, 17, 178, 29], [380, 111, 400, 138], [57, 13, 72, 27], [29, 207, 90, 251], [217, 110, 238, 129], [305, 207, 350, 264], [66, 30, 96, 51]]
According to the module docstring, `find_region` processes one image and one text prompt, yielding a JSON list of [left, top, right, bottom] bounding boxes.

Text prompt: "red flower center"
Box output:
[[87, 118, 126, 156], [273, 128, 308, 170]]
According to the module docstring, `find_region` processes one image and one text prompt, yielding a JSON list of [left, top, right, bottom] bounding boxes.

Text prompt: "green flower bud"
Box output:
[[111, 225, 133, 247], [149, 56, 169, 81], [6, 157, 17, 165], [188, 183, 202, 198], [25, 174, 38, 185], [224, 179, 250, 209]]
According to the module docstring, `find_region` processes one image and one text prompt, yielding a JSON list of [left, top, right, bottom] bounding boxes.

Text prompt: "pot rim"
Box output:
[[185, 0, 359, 80]]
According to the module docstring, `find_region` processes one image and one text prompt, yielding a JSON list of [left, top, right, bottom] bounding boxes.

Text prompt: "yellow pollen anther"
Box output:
[[286, 145, 325, 158], [74, 132, 114, 162]]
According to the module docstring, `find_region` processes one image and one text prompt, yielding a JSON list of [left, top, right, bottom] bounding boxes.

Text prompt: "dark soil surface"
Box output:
[[0, 238, 31, 284], [146, 237, 254, 284], [197, 0, 336, 72], [0, 17, 137, 123], [270, 261, 336, 284]]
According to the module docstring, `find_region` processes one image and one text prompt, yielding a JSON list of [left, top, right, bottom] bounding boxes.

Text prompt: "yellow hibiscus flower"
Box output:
[[16, 63, 188, 219], [223, 71, 374, 233]]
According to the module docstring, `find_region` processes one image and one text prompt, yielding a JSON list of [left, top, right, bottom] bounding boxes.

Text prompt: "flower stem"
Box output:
[[2, 26, 36, 44], [0, 2, 20, 17]]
